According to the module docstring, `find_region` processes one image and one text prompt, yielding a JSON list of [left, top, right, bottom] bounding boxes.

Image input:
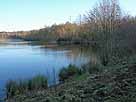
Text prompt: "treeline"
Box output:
[[18, 22, 97, 44], [4, 0, 134, 69], [16, 0, 136, 47], [18, 23, 82, 43], [17, 0, 136, 66]]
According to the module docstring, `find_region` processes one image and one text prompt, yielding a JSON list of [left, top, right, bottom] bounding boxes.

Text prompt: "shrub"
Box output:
[[59, 68, 69, 82], [67, 65, 80, 76], [59, 64, 81, 82]]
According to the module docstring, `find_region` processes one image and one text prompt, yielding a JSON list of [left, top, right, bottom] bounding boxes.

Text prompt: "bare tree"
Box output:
[[85, 0, 122, 65]]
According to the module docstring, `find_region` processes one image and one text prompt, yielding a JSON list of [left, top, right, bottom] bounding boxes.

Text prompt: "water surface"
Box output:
[[0, 40, 94, 98]]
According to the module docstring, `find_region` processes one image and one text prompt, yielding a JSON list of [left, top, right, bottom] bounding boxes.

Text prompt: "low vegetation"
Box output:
[[6, 75, 48, 98]]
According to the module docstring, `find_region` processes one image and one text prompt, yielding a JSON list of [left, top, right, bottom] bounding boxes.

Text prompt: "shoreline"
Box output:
[[6, 62, 136, 102]]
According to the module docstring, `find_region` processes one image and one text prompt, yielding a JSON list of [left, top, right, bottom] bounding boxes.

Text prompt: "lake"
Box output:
[[0, 39, 95, 99]]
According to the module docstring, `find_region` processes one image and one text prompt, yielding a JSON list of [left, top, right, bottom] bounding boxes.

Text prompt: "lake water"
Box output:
[[0, 40, 94, 99]]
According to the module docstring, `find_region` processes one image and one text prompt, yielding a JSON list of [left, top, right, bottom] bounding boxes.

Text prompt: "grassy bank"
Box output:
[[6, 59, 136, 102]]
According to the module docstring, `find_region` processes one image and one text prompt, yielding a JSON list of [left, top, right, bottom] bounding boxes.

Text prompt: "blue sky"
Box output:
[[0, 0, 136, 31]]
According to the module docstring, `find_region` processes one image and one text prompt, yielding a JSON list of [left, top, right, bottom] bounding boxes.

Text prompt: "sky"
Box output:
[[0, 0, 136, 32]]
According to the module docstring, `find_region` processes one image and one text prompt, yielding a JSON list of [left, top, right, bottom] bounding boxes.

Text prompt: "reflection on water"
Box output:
[[0, 40, 96, 98]]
